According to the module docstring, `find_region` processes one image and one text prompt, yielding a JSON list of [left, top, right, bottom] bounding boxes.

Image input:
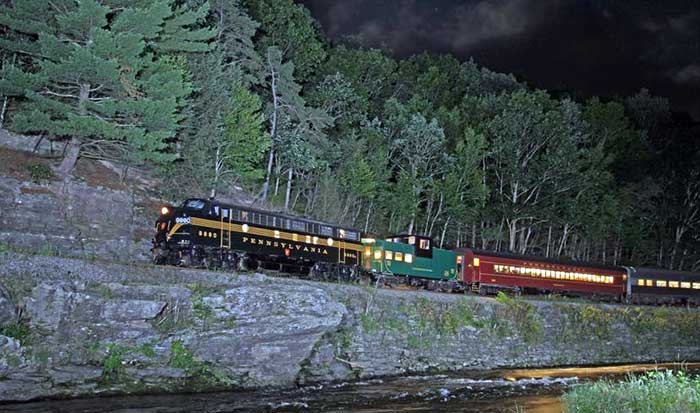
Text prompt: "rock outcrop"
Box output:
[[1, 253, 700, 402]]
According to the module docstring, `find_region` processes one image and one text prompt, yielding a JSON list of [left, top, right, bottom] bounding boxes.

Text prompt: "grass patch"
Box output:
[[563, 370, 700, 413], [493, 292, 543, 345], [556, 304, 615, 343], [101, 343, 130, 383], [168, 340, 238, 388], [0, 321, 32, 346]]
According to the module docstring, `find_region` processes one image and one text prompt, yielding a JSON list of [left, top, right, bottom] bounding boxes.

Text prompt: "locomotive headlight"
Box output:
[[327, 238, 334, 246], [161, 206, 170, 215], [242, 224, 249, 233]]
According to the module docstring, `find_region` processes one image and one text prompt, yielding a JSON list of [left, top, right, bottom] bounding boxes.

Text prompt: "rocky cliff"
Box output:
[[2, 252, 700, 402]]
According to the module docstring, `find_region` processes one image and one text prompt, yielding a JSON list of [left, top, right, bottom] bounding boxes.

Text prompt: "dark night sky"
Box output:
[[300, 0, 700, 120]]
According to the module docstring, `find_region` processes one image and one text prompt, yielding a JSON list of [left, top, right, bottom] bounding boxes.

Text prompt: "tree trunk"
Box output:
[[284, 167, 293, 211], [557, 224, 569, 256], [58, 137, 81, 177], [440, 216, 450, 248], [407, 213, 415, 235], [209, 146, 221, 199], [59, 82, 90, 177], [508, 219, 518, 252], [364, 199, 373, 233], [261, 51, 279, 201]]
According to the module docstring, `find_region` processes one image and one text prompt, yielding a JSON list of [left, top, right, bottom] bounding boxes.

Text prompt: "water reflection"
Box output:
[[1, 362, 697, 413]]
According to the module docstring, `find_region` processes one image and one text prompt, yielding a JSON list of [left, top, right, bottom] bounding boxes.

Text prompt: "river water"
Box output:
[[2, 363, 698, 413]]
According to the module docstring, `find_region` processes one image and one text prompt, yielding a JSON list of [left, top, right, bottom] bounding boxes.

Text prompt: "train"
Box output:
[[152, 198, 700, 305]]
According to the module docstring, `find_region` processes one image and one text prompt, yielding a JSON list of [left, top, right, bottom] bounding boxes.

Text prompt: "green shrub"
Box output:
[[169, 340, 197, 371], [102, 343, 129, 381], [0, 322, 32, 346], [563, 370, 700, 413], [27, 163, 55, 183]]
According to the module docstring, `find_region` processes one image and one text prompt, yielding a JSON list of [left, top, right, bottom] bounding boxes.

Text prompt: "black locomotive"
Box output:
[[152, 198, 364, 279]]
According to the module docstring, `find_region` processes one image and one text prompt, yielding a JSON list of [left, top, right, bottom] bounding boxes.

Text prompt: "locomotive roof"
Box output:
[[198, 198, 363, 233], [456, 248, 625, 272]]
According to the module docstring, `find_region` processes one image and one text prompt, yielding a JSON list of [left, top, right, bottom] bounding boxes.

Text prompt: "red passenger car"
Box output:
[[456, 249, 626, 299]]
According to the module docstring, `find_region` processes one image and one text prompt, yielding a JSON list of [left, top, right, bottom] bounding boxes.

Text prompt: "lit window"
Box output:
[[293, 233, 299, 241], [693, 283, 700, 290], [374, 250, 382, 260], [646, 280, 653, 287], [274, 230, 280, 239], [681, 282, 691, 289], [395, 252, 404, 261], [306, 235, 311, 244], [364, 247, 371, 257], [669, 281, 679, 288], [385, 250, 393, 260], [408, 236, 416, 245], [405, 254, 413, 263], [473, 258, 480, 267], [457, 256, 463, 265], [656, 280, 667, 287], [312, 236, 319, 244], [419, 239, 430, 250], [339, 229, 346, 238]]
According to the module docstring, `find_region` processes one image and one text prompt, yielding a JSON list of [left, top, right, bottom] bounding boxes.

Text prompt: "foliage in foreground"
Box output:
[[563, 370, 700, 413]]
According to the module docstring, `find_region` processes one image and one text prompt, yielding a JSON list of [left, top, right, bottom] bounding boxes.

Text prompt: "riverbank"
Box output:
[[562, 370, 700, 413], [2, 252, 700, 402], [2, 363, 698, 412]]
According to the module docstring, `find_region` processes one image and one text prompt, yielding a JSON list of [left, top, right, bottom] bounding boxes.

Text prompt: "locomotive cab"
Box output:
[[152, 198, 212, 264]]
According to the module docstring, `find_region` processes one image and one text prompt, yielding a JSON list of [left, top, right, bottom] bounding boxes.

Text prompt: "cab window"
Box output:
[[183, 199, 206, 210]]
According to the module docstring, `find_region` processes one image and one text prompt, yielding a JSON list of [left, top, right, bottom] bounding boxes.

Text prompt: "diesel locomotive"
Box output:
[[153, 198, 700, 305]]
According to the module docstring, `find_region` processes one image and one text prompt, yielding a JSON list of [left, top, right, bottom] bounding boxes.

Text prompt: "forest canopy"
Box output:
[[0, 0, 698, 271]]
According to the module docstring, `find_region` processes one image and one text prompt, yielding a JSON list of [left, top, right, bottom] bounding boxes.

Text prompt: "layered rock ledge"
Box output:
[[1, 253, 700, 402]]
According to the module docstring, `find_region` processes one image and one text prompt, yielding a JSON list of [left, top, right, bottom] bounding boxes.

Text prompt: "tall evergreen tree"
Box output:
[[0, 0, 214, 176]]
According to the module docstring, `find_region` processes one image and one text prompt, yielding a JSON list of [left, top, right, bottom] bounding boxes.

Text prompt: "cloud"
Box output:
[[447, 0, 555, 50], [671, 64, 700, 85], [335, 0, 563, 56]]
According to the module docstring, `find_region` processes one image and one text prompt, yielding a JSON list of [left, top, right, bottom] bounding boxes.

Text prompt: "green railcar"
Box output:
[[362, 234, 461, 282]]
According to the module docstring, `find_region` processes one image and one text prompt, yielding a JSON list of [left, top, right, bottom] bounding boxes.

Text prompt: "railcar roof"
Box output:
[[455, 248, 625, 272], [632, 267, 700, 278]]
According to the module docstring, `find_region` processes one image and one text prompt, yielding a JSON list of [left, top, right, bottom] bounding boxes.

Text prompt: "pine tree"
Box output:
[[0, 0, 214, 176]]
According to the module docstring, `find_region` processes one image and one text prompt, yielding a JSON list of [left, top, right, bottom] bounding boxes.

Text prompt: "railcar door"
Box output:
[[220, 207, 232, 249]]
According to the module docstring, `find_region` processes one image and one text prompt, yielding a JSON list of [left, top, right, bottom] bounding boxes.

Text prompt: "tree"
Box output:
[[245, 0, 326, 82], [213, 81, 269, 195], [473, 91, 597, 253], [461, 59, 525, 97], [384, 100, 448, 234], [0, 0, 214, 176], [174, 0, 263, 197], [318, 45, 397, 117]]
